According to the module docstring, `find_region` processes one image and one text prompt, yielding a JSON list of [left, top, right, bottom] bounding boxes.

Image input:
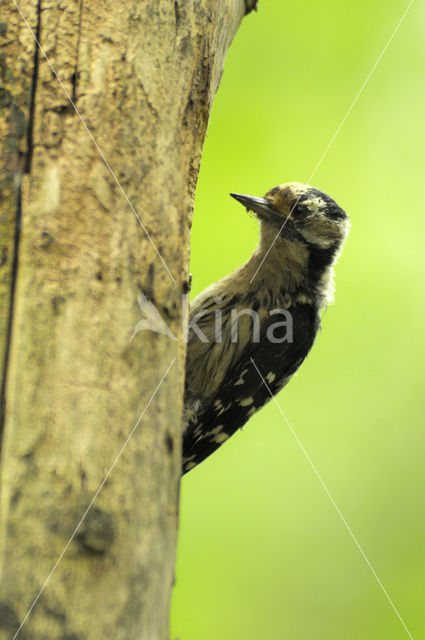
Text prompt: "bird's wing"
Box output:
[[184, 289, 255, 398], [182, 303, 319, 473]]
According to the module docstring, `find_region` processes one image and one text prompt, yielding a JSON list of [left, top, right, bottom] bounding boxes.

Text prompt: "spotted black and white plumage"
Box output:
[[182, 182, 350, 474]]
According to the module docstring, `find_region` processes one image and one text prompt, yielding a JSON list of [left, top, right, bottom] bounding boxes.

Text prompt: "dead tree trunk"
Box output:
[[0, 1, 257, 638]]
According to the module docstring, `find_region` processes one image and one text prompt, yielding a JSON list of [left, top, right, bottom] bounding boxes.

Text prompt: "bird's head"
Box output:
[[230, 182, 350, 254]]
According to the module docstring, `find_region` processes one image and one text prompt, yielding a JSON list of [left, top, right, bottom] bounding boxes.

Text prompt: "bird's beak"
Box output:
[[230, 193, 280, 223]]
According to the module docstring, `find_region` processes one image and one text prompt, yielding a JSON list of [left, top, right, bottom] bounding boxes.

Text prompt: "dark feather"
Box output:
[[183, 303, 319, 473]]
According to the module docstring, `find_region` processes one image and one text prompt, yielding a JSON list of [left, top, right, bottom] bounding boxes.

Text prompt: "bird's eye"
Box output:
[[289, 203, 306, 218]]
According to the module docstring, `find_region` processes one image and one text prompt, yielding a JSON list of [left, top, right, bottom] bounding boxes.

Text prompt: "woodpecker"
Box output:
[[182, 182, 349, 474]]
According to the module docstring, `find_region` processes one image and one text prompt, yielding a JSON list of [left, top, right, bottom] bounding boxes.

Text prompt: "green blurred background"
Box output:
[[171, 1, 425, 638]]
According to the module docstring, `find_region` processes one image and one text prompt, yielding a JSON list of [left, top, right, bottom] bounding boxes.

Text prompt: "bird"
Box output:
[[182, 182, 350, 474]]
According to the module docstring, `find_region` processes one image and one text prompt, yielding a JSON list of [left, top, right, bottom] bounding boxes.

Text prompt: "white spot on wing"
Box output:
[[213, 432, 229, 444], [266, 372, 276, 383], [215, 403, 230, 416], [234, 369, 248, 386], [210, 425, 224, 436], [239, 397, 254, 407]]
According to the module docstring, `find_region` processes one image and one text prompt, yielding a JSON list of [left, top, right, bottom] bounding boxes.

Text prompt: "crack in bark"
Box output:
[[72, 0, 84, 101], [25, 0, 42, 172], [174, 0, 181, 30], [0, 0, 42, 449], [0, 183, 22, 451], [138, 78, 159, 120]]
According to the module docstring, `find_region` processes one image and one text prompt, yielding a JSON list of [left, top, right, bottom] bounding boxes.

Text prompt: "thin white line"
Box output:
[[250, 0, 415, 284], [307, 0, 415, 183], [12, 0, 176, 283], [250, 357, 414, 640], [12, 358, 176, 640], [249, 196, 300, 283]]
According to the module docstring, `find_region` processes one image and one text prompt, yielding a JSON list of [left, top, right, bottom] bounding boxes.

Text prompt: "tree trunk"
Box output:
[[0, 1, 257, 638]]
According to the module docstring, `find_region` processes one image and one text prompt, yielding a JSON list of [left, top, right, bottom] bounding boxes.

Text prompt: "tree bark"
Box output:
[[0, 1, 255, 638]]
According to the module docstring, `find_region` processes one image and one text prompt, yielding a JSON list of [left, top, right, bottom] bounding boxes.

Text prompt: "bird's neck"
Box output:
[[242, 226, 338, 308], [247, 228, 308, 289]]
